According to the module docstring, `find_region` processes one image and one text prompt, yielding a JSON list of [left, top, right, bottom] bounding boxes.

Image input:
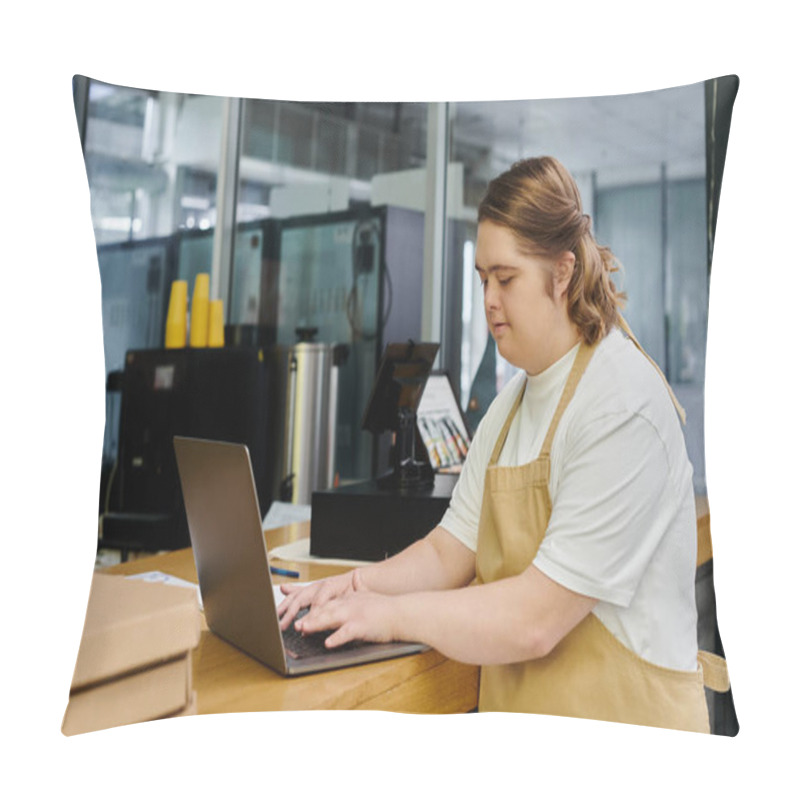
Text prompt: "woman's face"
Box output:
[[475, 220, 573, 376]]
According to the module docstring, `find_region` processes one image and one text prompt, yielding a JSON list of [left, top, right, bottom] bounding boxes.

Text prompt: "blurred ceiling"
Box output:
[[449, 82, 705, 180], [85, 79, 706, 202]]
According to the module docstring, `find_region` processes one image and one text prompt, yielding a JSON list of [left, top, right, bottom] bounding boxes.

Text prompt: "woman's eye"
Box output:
[[477, 274, 511, 288]]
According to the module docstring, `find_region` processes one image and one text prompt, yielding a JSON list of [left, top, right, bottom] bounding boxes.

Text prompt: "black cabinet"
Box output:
[[104, 347, 278, 552]]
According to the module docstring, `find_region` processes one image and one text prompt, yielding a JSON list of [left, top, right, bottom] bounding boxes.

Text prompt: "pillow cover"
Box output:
[[66, 75, 739, 737]]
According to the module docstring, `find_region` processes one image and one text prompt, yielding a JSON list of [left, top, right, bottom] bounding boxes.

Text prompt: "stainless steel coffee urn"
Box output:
[[277, 328, 346, 505]]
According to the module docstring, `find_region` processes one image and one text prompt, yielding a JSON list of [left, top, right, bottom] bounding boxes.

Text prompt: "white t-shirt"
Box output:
[[441, 327, 699, 671]]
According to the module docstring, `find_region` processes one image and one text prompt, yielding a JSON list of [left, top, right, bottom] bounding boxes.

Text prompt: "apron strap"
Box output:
[[488, 341, 598, 467], [616, 314, 687, 426], [539, 342, 596, 459], [488, 316, 682, 463], [698, 650, 730, 693], [488, 383, 526, 467]]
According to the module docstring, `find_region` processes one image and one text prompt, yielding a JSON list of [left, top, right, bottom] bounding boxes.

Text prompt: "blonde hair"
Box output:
[[478, 156, 625, 345]]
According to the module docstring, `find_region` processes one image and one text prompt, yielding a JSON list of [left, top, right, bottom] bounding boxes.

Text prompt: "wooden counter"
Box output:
[[103, 497, 710, 716], [104, 522, 479, 716]]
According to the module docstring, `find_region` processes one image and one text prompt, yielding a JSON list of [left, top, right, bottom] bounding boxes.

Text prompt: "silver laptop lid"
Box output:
[[174, 436, 289, 674], [174, 436, 427, 677]]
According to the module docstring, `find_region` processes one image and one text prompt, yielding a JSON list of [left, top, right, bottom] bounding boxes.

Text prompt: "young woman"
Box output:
[[277, 156, 725, 732]]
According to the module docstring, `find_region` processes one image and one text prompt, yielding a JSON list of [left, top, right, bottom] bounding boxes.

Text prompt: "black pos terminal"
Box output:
[[309, 341, 460, 561]]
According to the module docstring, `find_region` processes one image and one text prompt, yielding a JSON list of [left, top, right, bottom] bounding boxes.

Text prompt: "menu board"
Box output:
[[416, 374, 471, 473]]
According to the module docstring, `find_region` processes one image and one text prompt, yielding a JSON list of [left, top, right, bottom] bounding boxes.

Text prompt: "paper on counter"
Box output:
[[125, 571, 313, 612], [262, 501, 311, 531], [272, 583, 310, 606], [269, 537, 371, 567], [125, 570, 204, 610]]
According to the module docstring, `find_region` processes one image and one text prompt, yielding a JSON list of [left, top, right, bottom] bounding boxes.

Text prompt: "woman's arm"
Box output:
[[296, 563, 597, 665], [277, 526, 475, 630], [359, 525, 477, 594]]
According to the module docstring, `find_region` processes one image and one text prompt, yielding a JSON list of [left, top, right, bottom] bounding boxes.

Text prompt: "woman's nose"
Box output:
[[484, 282, 500, 310]]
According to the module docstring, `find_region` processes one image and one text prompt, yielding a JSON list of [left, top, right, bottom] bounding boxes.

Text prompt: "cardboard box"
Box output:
[[69, 574, 201, 690], [62, 653, 192, 736], [63, 573, 201, 735]]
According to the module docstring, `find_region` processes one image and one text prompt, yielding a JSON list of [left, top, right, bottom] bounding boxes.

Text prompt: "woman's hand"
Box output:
[[292, 590, 401, 649], [276, 569, 365, 631], [274, 527, 476, 651]]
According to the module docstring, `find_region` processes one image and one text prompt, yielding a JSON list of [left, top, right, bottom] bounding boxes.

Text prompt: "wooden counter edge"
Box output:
[[353, 656, 479, 714], [696, 495, 712, 568]]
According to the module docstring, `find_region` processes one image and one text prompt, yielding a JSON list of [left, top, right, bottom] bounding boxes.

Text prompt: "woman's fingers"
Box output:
[[322, 624, 356, 650], [300, 604, 358, 648], [296, 593, 397, 646], [277, 583, 319, 629], [276, 572, 356, 630]]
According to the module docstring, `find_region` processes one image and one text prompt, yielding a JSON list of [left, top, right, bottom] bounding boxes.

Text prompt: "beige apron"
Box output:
[[475, 332, 728, 732]]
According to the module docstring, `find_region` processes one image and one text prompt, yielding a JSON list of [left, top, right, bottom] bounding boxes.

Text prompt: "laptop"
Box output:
[[173, 436, 427, 676]]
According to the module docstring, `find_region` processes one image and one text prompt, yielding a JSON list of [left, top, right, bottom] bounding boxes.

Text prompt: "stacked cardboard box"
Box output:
[[62, 573, 201, 736]]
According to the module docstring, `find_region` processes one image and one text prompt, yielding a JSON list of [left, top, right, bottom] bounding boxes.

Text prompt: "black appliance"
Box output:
[[102, 346, 278, 553], [310, 473, 458, 562], [310, 340, 456, 561]]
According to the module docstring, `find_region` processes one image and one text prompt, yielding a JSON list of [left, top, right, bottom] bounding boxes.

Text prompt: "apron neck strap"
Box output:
[[488, 382, 526, 466], [539, 341, 596, 459], [616, 314, 687, 426], [487, 340, 596, 467], [487, 317, 687, 468]]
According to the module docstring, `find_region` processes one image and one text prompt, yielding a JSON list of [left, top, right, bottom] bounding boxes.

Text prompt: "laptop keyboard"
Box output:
[[282, 608, 364, 660]]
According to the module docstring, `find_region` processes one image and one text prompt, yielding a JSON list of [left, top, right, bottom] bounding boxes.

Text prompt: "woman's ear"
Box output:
[[552, 251, 576, 301]]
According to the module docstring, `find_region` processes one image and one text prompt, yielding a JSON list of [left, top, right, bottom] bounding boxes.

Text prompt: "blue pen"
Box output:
[[270, 566, 300, 579]]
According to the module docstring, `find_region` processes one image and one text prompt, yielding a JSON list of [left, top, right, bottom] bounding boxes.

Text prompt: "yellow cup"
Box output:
[[165, 280, 188, 348], [189, 273, 210, 347], [208, 299, 225, 348]]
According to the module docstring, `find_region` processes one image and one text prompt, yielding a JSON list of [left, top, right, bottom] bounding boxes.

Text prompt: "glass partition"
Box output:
[[84, 81, 226, 376], [78, 84, 439, 490], [79, 79, 226, 482], [84, 82, 224, 247], [229, 99, 431, 482], [78, 78, 710, 495], [444, 82, 709, 491]]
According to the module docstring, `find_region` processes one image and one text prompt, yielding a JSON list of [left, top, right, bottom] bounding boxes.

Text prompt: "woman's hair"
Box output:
[[478, 156, 625, 345]]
